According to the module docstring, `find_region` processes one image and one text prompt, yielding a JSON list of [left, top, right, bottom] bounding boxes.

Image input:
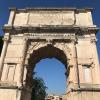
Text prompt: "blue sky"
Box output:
[[34, 58, 66, 94], [0, 0, 100, 94]]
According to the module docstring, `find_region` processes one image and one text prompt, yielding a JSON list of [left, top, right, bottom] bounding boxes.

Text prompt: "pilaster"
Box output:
[[90, 38, 100, 83], [0, 33, 10, 79], [71, 39, 80, 88], [17, 37, 28, 87]]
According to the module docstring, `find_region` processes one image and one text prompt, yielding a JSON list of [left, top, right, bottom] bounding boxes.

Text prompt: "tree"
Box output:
[[0, 36, 3, 55], [31, 77, 47, 100]]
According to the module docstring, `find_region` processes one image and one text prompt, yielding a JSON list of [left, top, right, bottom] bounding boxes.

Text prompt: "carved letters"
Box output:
[[28, 12, 75, 26]]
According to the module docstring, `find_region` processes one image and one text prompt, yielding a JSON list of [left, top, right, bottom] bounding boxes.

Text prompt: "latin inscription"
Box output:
[[28, 12, 75, 26], [26, 33, 75, 39]]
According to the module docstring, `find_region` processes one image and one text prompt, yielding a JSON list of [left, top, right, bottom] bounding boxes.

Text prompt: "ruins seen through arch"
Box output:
[[0, 8, 100, 100]]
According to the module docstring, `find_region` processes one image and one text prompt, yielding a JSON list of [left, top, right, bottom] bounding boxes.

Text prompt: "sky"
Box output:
[[0, 0, 100, 95], [34, 58, 66, 94]]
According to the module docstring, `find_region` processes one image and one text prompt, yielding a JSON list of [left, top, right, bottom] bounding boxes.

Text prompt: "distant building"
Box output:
[[61, 94, 67, 100], [45, 94, 67, 100]]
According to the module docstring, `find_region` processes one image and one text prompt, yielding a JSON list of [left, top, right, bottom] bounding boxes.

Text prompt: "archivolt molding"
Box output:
[[63, 44, 73, 68], [24, 41, 73, 85], [24, 40, 74, 69], [64, 44, 72, 58], [27, 41, 53, 54], [53, 42, 73, 69], [27, 42, 41, 54], [54, 42, 72, 59], [25, 41, 73, 69], [33, 42, 48, 51], [53, 42, 72, 75], [25, 41, 52, 64]]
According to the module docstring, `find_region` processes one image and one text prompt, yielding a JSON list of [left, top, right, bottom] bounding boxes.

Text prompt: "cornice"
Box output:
[[9, 7, 93, 13], [3, 25, 99, 34]]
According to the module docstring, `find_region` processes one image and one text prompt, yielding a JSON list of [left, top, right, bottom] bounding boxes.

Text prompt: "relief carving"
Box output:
[[28, 42, 40, 54], [54, 43, 71, 57], [0, 8, 100, 100], [27, 42, 48, 59]]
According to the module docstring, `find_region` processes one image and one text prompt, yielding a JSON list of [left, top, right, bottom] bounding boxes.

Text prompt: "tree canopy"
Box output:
[[0, 36, 3, 55], [31, 77, 47, 100]]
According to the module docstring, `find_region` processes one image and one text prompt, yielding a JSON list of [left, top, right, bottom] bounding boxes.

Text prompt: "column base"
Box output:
[[0, 86, 32, 100], [67, 90, 100, 100], [67, 83, 100, 100]]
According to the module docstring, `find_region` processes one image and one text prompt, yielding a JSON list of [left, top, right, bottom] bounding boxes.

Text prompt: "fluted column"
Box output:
[[18, 38, 28, 87], [23, 64, 28, 86], [71, 40, 80, 88], [0, 34, 10, 79], [91, 39, 100, 83]]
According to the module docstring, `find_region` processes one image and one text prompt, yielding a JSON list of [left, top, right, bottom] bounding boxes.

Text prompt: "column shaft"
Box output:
[[91, 40, 100, 83], [23, 65, 28, 86], [0, 38, 9, 79], [18, 38, 28, 86], [72, 41, 80, 88]]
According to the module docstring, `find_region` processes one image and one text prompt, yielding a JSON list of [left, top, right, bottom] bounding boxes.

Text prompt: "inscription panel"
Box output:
[[26, 33, 75, 40], [28, 11, 75, 26]]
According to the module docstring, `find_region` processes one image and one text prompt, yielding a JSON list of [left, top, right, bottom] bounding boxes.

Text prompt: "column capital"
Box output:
[[23, 37, 28, 42], [3, 33, 10, 42], [22, 37, 29, 46], [71, 39, 78, 45], [3, 38, 9, 42], [23, 34, 29, 41], [90, 38, 97, 44]]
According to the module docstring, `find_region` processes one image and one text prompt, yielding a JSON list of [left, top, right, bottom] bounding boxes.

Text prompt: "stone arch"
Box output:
[[25, 44, 69, 87]]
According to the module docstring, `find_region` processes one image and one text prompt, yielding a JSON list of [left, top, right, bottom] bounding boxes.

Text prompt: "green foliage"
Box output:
[[0, 36, 3, 55], [31, 77, 47, 100]]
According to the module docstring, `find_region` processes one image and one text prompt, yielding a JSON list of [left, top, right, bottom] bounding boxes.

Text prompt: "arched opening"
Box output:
[[26, 45, 69, 99], [34, 58, 66, 95]]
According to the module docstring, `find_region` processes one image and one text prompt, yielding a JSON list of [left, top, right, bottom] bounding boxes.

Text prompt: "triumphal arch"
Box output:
[[0, 8, 100, 100]]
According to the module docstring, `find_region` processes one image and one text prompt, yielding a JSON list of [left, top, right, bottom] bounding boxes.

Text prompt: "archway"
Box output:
[[0, 7, 100, 100], [25, 45, 69, 93]]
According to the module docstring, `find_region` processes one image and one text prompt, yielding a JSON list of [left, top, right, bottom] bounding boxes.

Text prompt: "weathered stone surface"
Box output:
[[0, 8, 100, 100]]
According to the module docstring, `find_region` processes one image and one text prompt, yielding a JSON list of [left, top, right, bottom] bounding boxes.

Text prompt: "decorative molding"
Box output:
[[3, 33, 10, 42], [0, 81, 17, 87], [90, 38, 97, 43], [9, 7, 93, 13], [46, 38, 53, 45], [3, 24, 99, 34]]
